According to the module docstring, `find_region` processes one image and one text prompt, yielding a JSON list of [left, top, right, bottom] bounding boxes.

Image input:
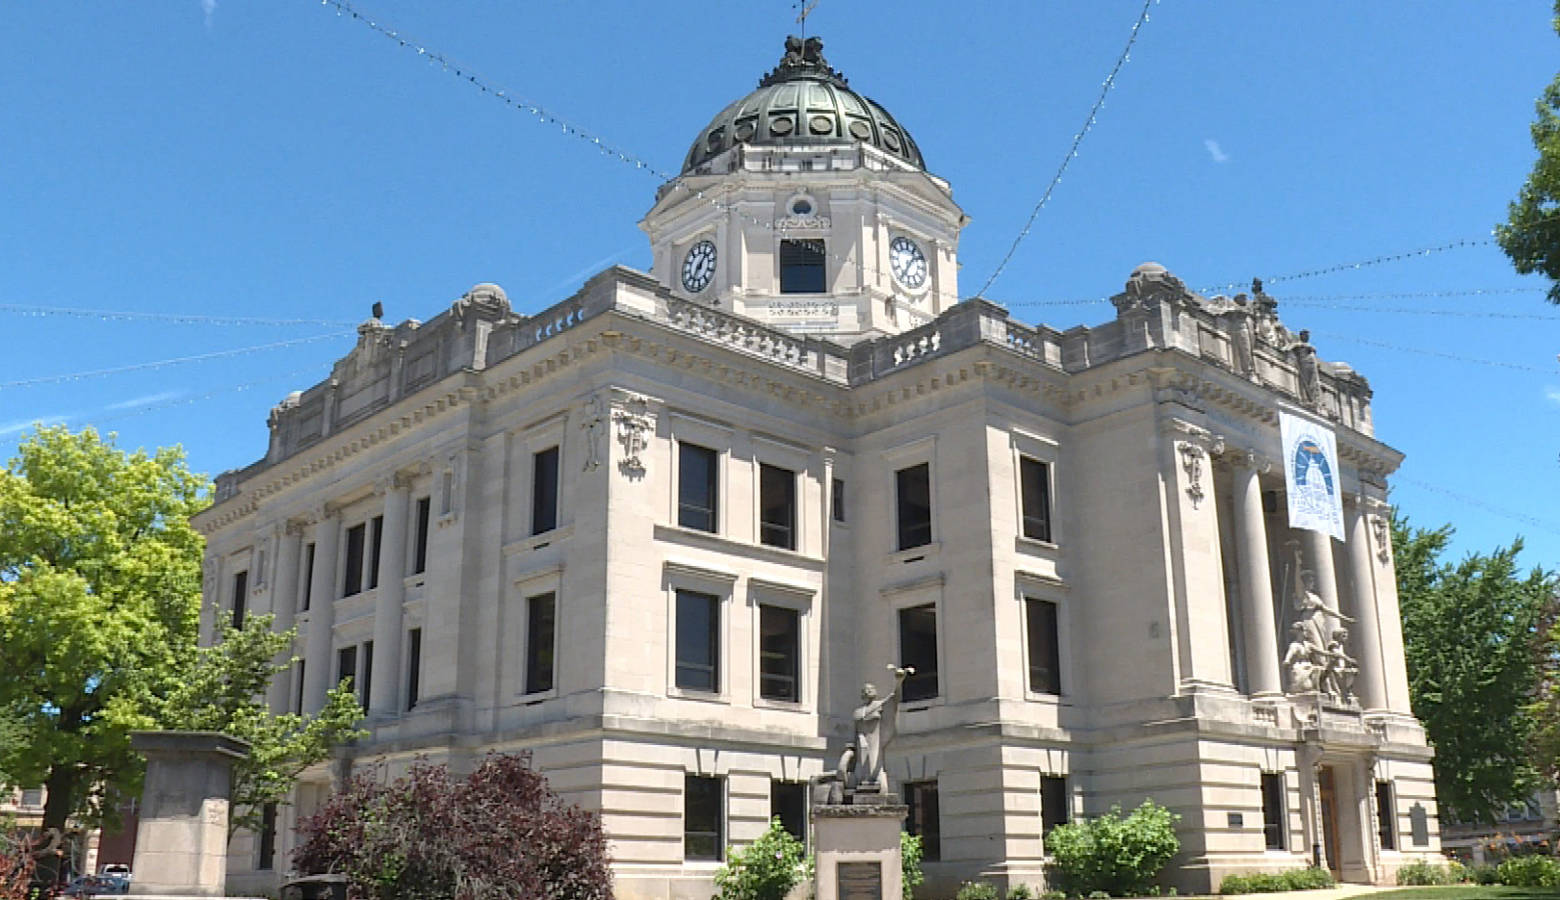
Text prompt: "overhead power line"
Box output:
[[0, 302, 358, 328], [1312, 330, 1557, 375], [1393, 475, 1560, 538], [0, 332, 353, 390]]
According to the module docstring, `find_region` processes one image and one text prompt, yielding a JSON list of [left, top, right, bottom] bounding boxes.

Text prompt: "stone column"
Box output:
[[128, 731, 250, 897], [265, 524, 304, 714], [1346, 498, 1388, 711], [1303, 528, 1341, 616], [1233, 452, 1282, 696], [301, 507, 340, 715], [370, 475, 411, 716]]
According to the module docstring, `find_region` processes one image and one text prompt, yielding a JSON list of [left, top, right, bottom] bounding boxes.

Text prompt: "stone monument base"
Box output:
[[129, 731, 250, 898], [814, 794, 907, 900]]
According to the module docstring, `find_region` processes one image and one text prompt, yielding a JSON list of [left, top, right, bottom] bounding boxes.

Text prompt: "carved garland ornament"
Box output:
[[1370, 514, 1391, 563], [1179, 442, 1207, 509], [613, 394, 654, 477]]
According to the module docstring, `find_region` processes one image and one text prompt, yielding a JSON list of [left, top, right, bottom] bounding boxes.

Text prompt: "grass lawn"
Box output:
[[1368, 888, 1560, 900]]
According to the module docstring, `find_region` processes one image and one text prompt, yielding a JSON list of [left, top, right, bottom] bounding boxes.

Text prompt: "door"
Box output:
[[1318, 766, 1341, 877]]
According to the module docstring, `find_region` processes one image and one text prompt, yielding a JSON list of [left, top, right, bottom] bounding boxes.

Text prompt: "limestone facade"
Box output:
[[194, 38, 1442, 899]]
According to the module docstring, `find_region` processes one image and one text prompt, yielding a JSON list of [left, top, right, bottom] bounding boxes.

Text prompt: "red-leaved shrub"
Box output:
[[293, 752, 611, 900]]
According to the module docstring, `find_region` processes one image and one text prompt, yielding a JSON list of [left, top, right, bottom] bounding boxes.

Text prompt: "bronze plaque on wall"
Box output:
[[838, 861, 883, 900]]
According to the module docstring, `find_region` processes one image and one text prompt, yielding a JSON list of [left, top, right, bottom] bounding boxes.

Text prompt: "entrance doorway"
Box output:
[[1318, 767, 1341, 878]]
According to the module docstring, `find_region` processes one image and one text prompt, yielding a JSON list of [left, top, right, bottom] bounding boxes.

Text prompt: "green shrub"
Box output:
[[1396, 859, 1455, 886], [901, 832, 925, 900], [1497, 855, 1560, 887], [1446, 860, 1470, 883], [713, 819, 810, 900], [1088, 892, 1111, 899], [956, 883, 1001, 900], [1219, 867, 1333, 894], [1467, 863, 1501, 885], [1007, 886, 1037, 900], [1045, 801, 1181, 898], [1038, 891, 1066, 900]]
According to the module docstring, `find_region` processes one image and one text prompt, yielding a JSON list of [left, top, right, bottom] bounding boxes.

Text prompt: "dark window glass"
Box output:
[[759, 605, 800, 702], [772, 780, 807, 847], [678, 443, 719, 532], [360, 641, 374, 708], [19, 788, 42, 808], [525, 592, 557, 695], [533, 446, 560, 535], [413, 496, 431, 575], [675, 589, 720, 692], [896, 463, 932, 550], [780, 239, 827, 294], [406, 628, 422, 710], [1020, 456, 1053, 542], [685, 775, 724, 861], [294, 660, 306, 714], [1041, 775, 1069, 838], [301, 543, 315, 611], [831, 477, 845, 523], [898, 604, 939, 702], [1026, 598, 1061, 695], [258, 802, 277, 870], [343, 523, 366, 597], [1261, 773, 1286, 850], [1376, 781, 1396, 851], [231, 570, 248, 631], [337, 646, 357, 696], [759, 463, 797, 550], [905, 781, 941, 861], [368, 515, 384, 589]]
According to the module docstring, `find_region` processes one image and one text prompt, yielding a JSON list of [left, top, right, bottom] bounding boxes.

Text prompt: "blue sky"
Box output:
[[2, 1, 1557, 569]]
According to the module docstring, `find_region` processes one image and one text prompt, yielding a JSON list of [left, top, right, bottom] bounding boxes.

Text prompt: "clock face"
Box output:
[[889, 236, 928, 290], [681, 240, 717, 293]]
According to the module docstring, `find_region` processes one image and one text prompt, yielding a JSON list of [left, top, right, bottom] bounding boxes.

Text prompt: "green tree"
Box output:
[[1393, 512, 1558, 823], [157, 614, 364, 838], [1496, 2, 1560, 303]]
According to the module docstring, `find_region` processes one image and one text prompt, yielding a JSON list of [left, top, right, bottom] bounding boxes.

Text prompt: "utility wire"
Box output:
[[0, 302, 358, 328], [1201, 238, 1493, 294], [972, 0, 1155, 299], [1311, 330, 1556, 375], [0, 332, 353, 391], [1393, 475, 1560, 538]]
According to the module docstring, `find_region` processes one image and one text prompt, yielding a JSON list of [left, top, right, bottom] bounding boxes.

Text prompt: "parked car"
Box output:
[[98, 864, 131, 880], [60, 873, 130, 896]]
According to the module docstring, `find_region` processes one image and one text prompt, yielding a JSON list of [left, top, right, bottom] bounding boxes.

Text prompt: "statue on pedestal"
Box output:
[[818, 666, 912, 804]]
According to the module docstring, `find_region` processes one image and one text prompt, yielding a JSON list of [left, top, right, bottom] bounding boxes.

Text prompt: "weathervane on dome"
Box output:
[[793, 0, 821, 40]]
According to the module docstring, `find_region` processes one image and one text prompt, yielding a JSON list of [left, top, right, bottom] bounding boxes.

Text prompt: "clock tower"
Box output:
[[641, 36, 968, 343]]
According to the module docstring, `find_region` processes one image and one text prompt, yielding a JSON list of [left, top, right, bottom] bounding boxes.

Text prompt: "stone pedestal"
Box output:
[[814, 795, 907, 900], [129, 731, 251, 897]]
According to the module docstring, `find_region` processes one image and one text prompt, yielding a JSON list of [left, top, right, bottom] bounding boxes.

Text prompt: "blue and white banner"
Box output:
[[1279, 410, 1346, 541]]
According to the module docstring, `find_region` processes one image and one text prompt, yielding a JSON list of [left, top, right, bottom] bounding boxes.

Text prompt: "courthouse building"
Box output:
[[193, 37, 1442, 898]]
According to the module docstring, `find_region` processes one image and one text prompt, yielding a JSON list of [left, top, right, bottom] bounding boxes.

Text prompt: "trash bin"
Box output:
[[281, 873, 348, 900]]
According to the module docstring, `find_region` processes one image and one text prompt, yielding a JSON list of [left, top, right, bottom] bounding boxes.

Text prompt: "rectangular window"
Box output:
[[675, 589, 720, 693], [1026, 598, 1061, 695], [257, 802, 277, 870], [368, 515, 384, 590], [759, 463, 797, 550], [360, 641, 374, 708], [406, 628, 422, 710], [685, 775, 724, 861], [758, 605, 800, 702], [231, 570, 248, 631], [1261, 772, 1286, 850], [1376, 781, 1396, 851], [413, 496, 431, 575], [678, 443, 719, 532], [20, 787, 42, 808], [532, 446, 560, 535], [905, 780, 941, 861], [772, 780, 807, 847], [779, 238, 826, 294], [301, 542, 316, 611], [294, 660, 306, 714], [898, 603, 939, 702], [895, 463, 932, 550], [1020, 456, 1053, 542], [831, 477, 846, 523], [337, 645, 357, 696], [525, 592, 557, 695], [1041, 775, 1069, 838], [343, 522, 366, 597]]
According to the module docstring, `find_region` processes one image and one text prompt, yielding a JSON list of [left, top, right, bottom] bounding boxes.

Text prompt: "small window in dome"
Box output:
[[791, 198, 813, 216], [780, 239, 826, 294]]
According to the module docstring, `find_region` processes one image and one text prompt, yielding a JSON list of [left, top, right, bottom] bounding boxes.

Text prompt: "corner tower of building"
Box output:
[[641, 36, 967, 343]]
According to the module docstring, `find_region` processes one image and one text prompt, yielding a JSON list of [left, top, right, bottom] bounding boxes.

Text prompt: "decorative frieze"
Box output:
[[612, 393, 656, 478]]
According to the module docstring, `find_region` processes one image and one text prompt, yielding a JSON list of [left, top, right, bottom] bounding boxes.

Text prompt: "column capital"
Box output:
[[1232, 448, 1273, 475], [373, 471, 416, 496]]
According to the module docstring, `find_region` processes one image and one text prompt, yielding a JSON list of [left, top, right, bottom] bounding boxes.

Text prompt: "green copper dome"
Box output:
[[681, 36, 925, 174]]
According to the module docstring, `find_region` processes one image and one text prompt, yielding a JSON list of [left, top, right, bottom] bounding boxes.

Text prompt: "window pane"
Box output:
[[759, 463, 796, 550], [898, 604, 939, 701], [1041, 775, 1069, 838], [343, 523, 366, 596], [685, 775, 724, 861], [294, 660, 306, 714], [759, 605, 799, 702], [678, 444, 718, 532], [368, 515, 384, 589], [896, 463, 932, 550], [301, 543, 315, 610], [414, 496, 431, 574], [772, 781, 807, 847], [406, 628, 422, 710], [1026, 598, 1061, 695], [1376, 781, 1396, 850], [526, 592, 557, 695], [905, 781, 940, 861], [532, 446, 560, 535], [676, 590, 719, 692], [1020, 456, 1052, 542], [1261, 773, 1286, 850], [258, 802, 277, 870], [231, 570, 248, 631], [337, 646, 357, 695], [831, 477, 846, 523], [360, 641, 374, 708], [779, 239, 826, 294]]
